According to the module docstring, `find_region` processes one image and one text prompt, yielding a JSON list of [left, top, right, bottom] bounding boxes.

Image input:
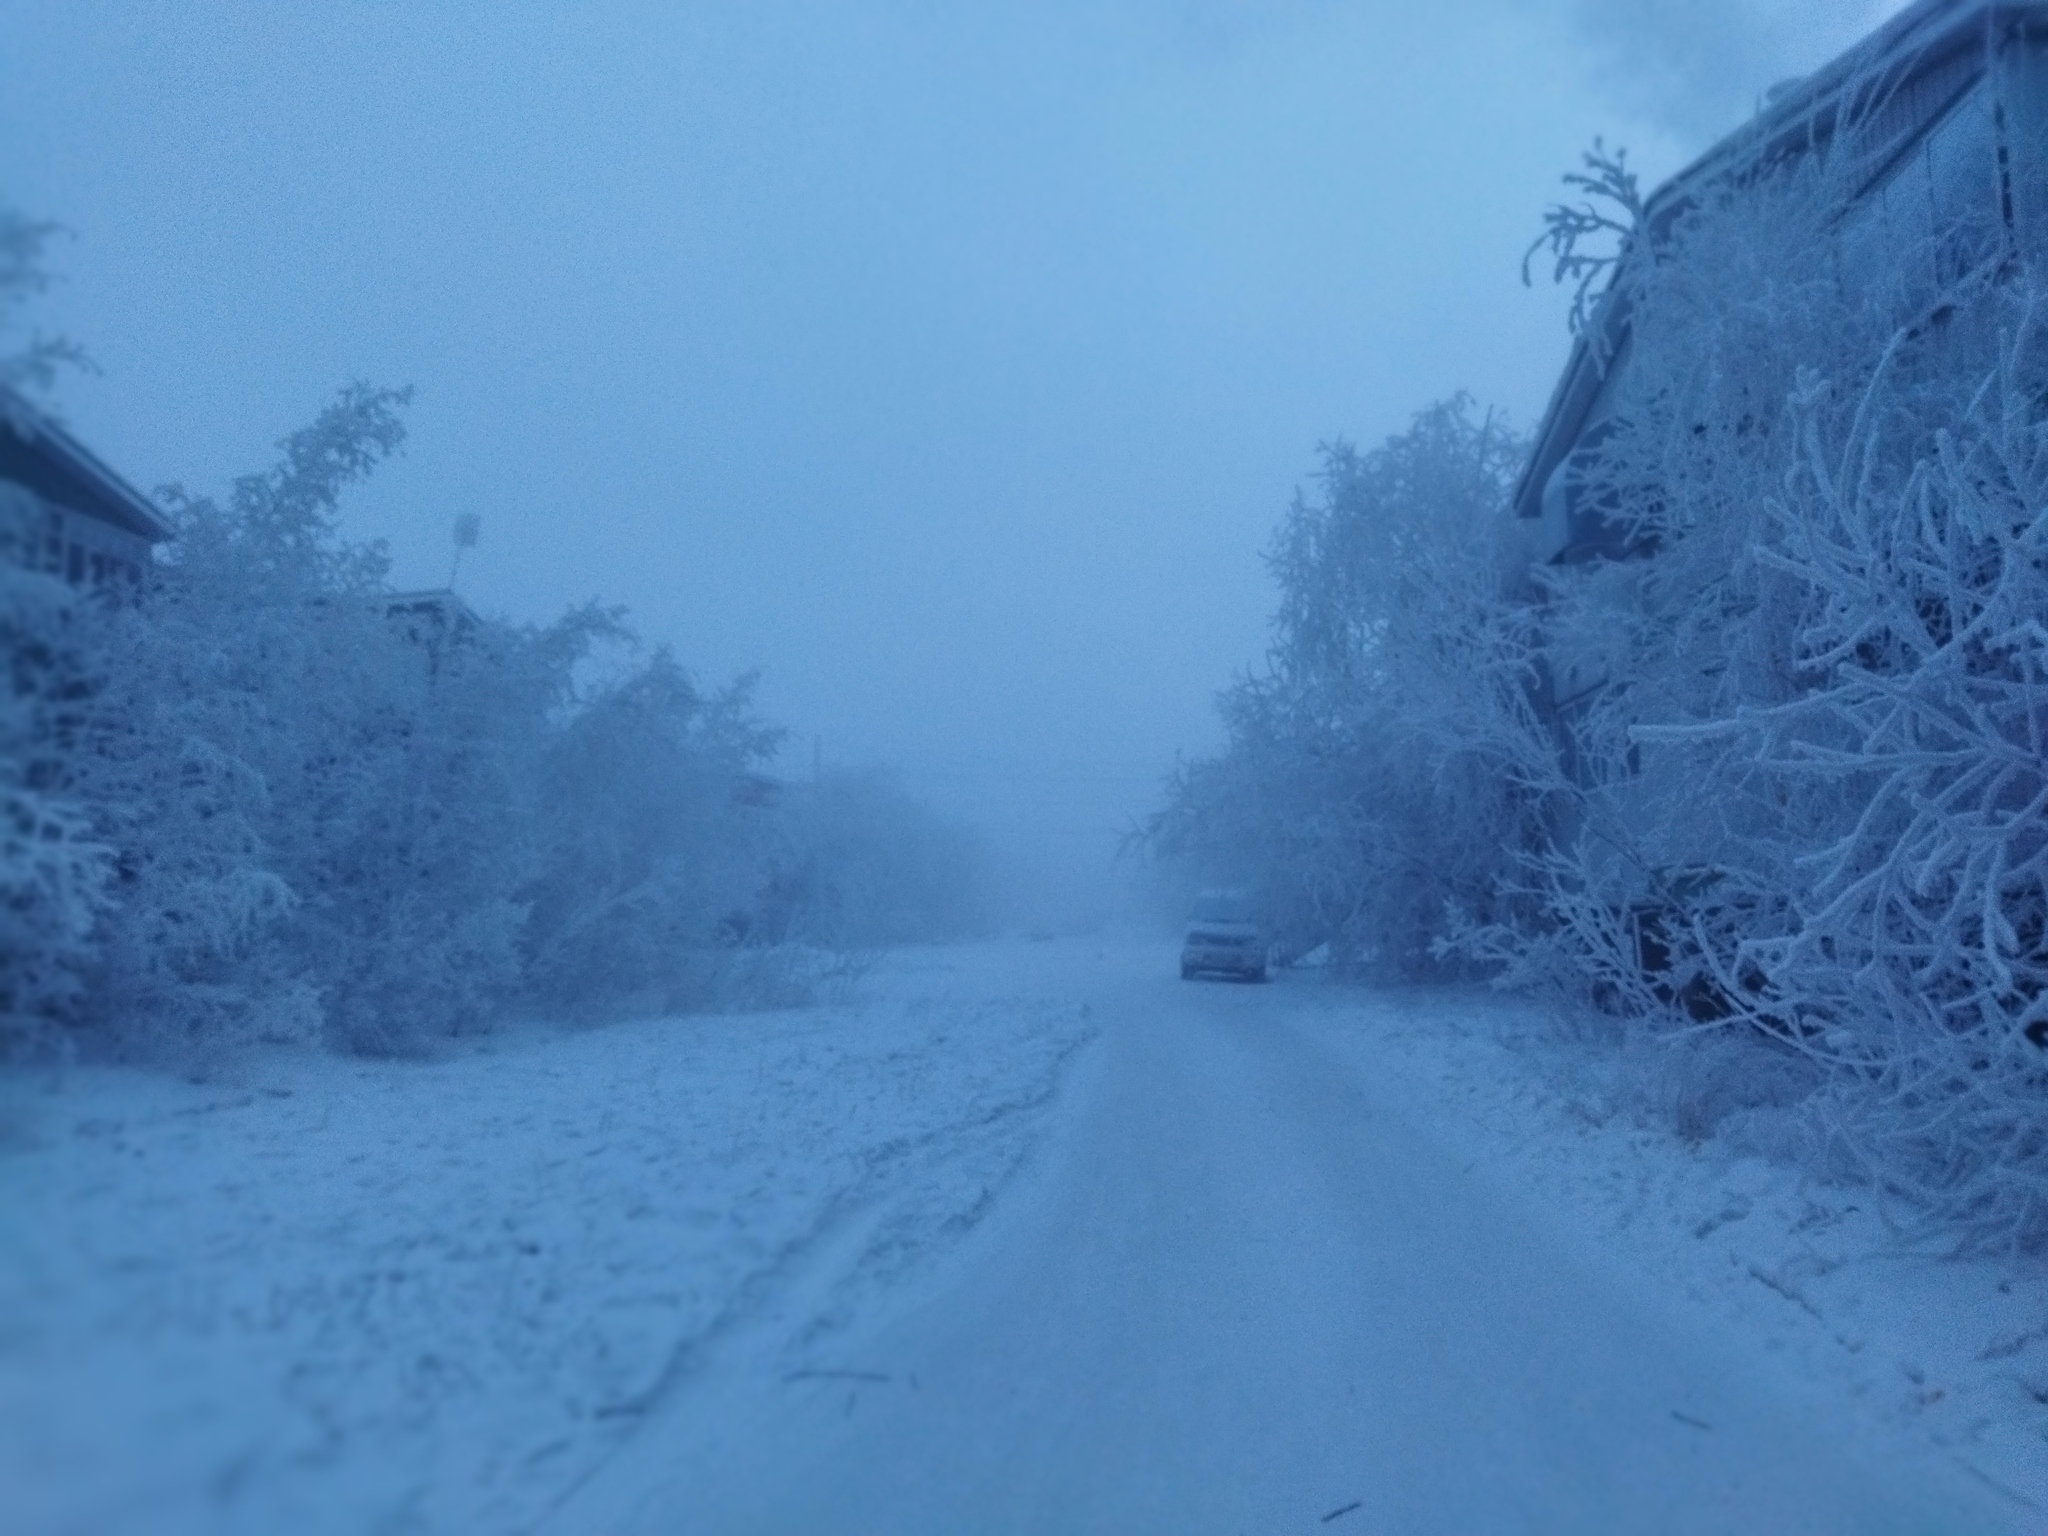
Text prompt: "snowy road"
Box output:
[[566, 950, 2013, 1534], [11, 942, 2033, 1532]]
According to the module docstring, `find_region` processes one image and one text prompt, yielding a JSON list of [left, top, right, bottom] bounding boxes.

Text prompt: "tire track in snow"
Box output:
[[535, 1012, 1098, 1530]]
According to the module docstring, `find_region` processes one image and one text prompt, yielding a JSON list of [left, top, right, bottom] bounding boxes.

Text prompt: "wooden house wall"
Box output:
[[0, 478, 153, 587]]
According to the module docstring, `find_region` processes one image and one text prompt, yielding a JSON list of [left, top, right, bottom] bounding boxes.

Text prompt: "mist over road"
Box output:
[[564, 947, 2001, 1534]]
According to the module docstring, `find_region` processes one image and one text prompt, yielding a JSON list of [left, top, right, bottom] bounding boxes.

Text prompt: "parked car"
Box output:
[[1180, 891, 1268, 981]]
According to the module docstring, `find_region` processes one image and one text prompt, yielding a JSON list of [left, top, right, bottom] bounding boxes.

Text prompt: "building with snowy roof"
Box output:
[[0, 391, 171, 586], [1518, 0, 2048, 564]]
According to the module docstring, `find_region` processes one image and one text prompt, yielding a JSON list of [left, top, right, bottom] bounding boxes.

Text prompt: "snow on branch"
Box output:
[[1156, 122, 2048, 1249], [1523, 139, 1646, 336]]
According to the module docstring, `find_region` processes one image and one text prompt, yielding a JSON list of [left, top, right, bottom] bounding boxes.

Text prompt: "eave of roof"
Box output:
[[0, 390, 174, 543], [382, 587, 483, 628], [1511, 0, 2047, 520]]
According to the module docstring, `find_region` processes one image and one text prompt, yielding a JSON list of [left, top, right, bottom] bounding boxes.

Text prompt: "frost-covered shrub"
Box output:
[[1145, 398, 1546, 972], [522, 689, 987, 1013], [276, 606, 552, 1056], [0, 548, 108, 1050], [65, 393, 832, 1052], [32, 377, 990, 1058], [0, 213, 107, 1054], [518, 645, 785, 1020], [70, 386, 429, 1052], [1466, 126, 2048, 1244], [1669, 314, 2048, 1244], [0, 204, 1008, 1064], [1156, 119, 2048, 1243]]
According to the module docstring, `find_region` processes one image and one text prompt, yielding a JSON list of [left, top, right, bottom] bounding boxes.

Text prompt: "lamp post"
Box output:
[[448, 513, 481, 590]]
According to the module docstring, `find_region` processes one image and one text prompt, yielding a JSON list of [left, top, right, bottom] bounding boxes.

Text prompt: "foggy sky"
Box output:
[[1552, 0, 1906, 139], [0, 2, 1901, 924]]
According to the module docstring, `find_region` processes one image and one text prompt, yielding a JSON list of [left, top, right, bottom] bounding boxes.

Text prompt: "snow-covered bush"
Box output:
[[0, 211, 108, 1054], [518, 642, 785, 1020], [67, 394, 823, 1053], [23, 389, 983, 1056], [0, 546, 108, 1051], [1463, 124, 2048, 1244], [70, 385, 438, 1053], [1156, 117, 2048, 1243], [1740, 323, 2048, 1242], [0, 203, 1013, 1063], [1145, 398, 1544, 972]]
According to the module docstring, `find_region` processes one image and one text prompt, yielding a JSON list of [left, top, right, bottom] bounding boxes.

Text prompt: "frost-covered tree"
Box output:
[[519, 641, 786, 1018], [71, 386, 422, 1051], [0, 207, 86, 402], [0, 207, 108, 1052], [1146, 397, 1539, 972], [1152, 108, 2048, 1243], [1463, 120, 2048, 1244], [4, 220, 1007, 1062], [69, 388, 799, 1053]]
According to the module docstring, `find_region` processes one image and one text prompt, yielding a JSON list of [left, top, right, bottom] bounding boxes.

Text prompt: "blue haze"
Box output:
[[0, 1, 1887, 926]]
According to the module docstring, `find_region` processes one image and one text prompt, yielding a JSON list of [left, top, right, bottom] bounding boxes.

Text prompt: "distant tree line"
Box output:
[[1148, 136, 2048, 1249], [1, 211, 988, 1062]]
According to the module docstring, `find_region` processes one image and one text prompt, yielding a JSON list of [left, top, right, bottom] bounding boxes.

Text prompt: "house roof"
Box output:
[[383, 587, 481, 626], [0, 390, 174, 543], [1512, 0, 2046, 521]]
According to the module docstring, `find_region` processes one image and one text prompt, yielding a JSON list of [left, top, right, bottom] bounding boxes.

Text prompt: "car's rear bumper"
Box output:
[[1182, 948, 1264, 975]]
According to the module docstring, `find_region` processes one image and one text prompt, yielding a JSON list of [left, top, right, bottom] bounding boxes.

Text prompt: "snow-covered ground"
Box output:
[[0, 948, 1093, 1534], [5, 939, 2045, 1532], [1340, 985, 2048, 1526]]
